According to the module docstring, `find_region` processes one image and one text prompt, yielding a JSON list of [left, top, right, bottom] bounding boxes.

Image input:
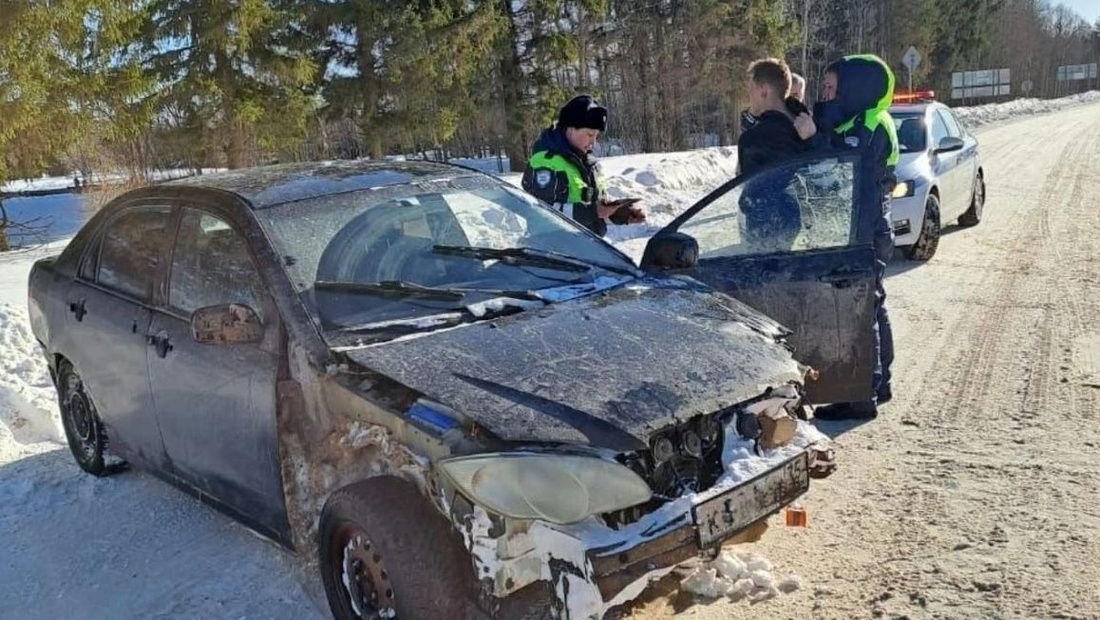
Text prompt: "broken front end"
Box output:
[[433, 383, 837, 619]]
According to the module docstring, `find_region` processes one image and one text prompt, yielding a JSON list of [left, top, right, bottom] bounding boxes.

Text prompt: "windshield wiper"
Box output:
[[434, 244, 621, 274], [315, 280, 467, 300], [314, 279, 546, 302]]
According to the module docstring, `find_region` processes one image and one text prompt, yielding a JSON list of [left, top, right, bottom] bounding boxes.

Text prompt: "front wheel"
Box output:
[[319, 477, 483, 620], [904, 193, 941, 262], [958, 172, 985, 227]]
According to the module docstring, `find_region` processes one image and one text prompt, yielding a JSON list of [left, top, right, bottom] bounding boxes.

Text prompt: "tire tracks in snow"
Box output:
[[862, 105, 1100, 620], [654, 103, 1100, 620]]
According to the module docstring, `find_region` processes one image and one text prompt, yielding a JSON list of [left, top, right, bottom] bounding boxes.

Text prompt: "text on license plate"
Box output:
[[692, 452, 810, 548]]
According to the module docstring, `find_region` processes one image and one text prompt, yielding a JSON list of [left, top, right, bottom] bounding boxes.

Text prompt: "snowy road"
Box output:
[[2, 99, 1100, 619], [629, 103, 1100, 619]]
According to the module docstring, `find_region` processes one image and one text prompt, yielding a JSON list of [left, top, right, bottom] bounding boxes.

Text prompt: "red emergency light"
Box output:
[[893, 89, 936, 103]]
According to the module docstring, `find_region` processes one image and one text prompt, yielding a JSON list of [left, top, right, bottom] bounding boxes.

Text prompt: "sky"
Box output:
[[1060, 0, 1100, 23]]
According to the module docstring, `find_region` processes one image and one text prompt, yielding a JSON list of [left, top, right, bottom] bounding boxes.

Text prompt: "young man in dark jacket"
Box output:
[[739, 72, 808, 137], [735, 58, 813, 243], [800, 54, 899, 420], [521, 95, 644, 236]]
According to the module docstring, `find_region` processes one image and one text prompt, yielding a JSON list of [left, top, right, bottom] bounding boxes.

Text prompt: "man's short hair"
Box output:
[[748, 58, 792, 98]]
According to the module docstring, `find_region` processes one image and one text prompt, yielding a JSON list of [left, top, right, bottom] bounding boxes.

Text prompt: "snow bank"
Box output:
[[600, 147, 739, 261], [1, 168, 225, 194], [0, 302, 63, 463], [954, 90, 1100, 129]]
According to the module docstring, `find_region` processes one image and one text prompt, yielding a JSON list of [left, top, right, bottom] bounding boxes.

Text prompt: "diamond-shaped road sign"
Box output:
[[902, 46, 922, 72]]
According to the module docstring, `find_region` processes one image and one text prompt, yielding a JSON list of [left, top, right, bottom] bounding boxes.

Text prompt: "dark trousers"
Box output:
[[872, 257, 894, 401]]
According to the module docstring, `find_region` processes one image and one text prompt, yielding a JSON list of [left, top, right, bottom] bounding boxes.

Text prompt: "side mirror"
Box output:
[[933, 136, 965, 154], [191, 303, 265, 345], [640, 231, 699, 271]]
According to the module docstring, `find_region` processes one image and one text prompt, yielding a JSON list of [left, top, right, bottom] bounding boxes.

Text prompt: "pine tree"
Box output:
[[0, 0, 141, 248], [309, 0, 500, 160], [137, 0, 318, 169]]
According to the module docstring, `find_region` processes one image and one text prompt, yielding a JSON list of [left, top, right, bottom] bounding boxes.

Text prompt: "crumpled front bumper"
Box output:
[[458, 412, 836, 619]]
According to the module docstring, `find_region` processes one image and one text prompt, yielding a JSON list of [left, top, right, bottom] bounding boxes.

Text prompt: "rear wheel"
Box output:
[[904, 193, 941, 262], [958, 172, 985, 227], [319, 477, 482, 620], [57, 361, 122, 476]]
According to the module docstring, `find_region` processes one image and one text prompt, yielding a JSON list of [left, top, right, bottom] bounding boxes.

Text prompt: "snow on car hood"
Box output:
[[343, 277, 805, 451]]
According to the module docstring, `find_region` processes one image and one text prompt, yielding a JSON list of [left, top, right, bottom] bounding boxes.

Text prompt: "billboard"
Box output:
[[950, 69, 1011, 99], [1057, 63, 1099, 81]]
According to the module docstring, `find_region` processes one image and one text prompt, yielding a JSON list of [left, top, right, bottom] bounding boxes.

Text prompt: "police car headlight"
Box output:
[[438, 453, 652, 524], [891, 180, 915, 198]]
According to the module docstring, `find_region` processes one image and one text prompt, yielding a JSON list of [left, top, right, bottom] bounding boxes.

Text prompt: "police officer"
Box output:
[[521, 95, 644, 236], [800, 54, 899, 420]]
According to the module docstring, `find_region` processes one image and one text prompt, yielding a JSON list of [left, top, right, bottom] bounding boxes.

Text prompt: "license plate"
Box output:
[[692, 452, 810, 548]]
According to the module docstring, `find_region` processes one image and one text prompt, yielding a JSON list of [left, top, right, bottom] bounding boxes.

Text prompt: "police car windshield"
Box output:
[[892, 112, 927, 154], [255, 176, 638, 334]]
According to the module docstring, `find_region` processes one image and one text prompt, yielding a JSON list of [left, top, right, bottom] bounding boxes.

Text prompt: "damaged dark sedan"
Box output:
[[26, 152, 880, 619]]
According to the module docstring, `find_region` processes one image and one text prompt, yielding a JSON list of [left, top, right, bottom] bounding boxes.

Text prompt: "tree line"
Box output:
[[2, 0, 1098, 188]]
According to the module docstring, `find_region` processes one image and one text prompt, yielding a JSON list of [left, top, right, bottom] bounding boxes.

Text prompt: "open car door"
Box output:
[[641, 151, 878, 405]]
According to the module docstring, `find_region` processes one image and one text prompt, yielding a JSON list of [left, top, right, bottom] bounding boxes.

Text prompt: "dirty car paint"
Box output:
[[343, 277, 806, 450]]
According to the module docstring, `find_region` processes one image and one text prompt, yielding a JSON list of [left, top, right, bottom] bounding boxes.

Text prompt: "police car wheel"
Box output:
[[958, 172, 984, 227], [904, 193, 941, 262]]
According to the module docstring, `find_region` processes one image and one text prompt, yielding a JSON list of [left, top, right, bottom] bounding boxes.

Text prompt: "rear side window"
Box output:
[[168, 208, 265, 317], [96, 206, 173, 301]]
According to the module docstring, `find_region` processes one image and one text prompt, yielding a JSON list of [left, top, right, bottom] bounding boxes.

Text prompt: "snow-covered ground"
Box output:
[[2, 92, 1098, 619]]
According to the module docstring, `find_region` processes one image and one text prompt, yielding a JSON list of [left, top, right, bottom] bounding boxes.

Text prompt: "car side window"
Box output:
[[168, 208, 265, 318], [96, 205, 173, 301], [937, 109, 963, 138], [930, 111, 951, 149], [674, 155, 857, 258]]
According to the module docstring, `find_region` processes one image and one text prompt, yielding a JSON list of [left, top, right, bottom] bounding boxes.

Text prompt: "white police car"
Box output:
[[889, 91, 985, 261]]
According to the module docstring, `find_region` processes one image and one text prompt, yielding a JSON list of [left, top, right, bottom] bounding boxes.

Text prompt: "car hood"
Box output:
[[342, 278, 805, 452], [896, 151, 932, 182]]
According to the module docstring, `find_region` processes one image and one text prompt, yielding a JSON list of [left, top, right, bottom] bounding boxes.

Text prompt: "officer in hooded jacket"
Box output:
[[802, 54, 899, 420], [521, 95, 644, 236]]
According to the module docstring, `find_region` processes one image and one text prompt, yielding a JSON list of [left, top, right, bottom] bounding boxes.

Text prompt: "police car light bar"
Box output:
[[893, 89, 936, 103]]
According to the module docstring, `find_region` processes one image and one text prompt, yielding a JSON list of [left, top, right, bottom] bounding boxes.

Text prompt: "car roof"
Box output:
[[160, 159, 489, 209]]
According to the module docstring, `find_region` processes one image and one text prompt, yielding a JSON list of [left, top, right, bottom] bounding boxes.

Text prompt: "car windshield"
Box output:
[[892, 112, 927, 154], [255, 174, 637, 338]]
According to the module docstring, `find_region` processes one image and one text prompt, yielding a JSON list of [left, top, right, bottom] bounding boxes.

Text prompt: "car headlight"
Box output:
[[438, 453, 652, 524], [891, 180, 915, 198]]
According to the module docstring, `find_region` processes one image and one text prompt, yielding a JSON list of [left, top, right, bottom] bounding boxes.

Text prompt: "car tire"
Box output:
[[958, 172, 985, 227], [57, 360, 120, 476], [319, 476, 484, 620], [904, 193, 941, 262]]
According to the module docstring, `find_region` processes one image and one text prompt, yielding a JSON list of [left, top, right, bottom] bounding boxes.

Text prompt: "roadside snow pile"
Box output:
[[0, 302, 63, 462], [955, 90, 1100, 129], [0, 177, 77, 194], [600, 146, 738, 220], [681, 550, 803, 603]]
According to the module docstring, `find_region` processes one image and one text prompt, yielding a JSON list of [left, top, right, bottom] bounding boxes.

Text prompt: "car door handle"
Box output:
[[146, 332, 173, 358], [68, 299, 87, 322]]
